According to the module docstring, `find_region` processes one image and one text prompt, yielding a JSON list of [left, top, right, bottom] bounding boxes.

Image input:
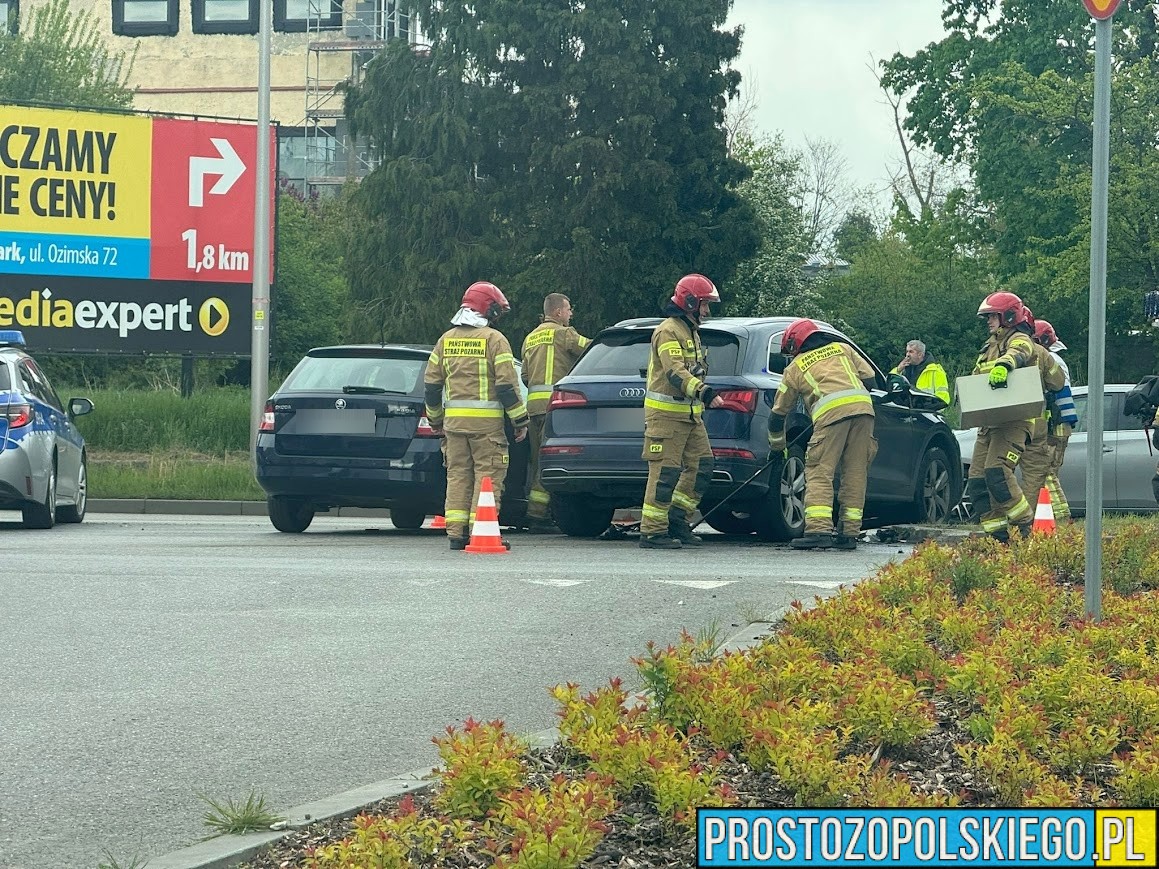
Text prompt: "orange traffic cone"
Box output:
[[465, 477, 509, 554], [1031, 486, 1056, 535], [430, 514, 446, 529]]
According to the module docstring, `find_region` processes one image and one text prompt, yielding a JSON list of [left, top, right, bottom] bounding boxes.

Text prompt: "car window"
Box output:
[[571, 330, 741, 376], [280, 354, 428, 395], [1071, 392, 1120, 433], [24, 360, 64, 411], [0, 362, 9, 391]]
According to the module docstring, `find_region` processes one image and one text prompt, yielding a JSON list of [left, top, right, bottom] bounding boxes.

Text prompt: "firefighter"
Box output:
[[424, 281, 529, 550], [520, 293, 591, 532], [1015, 308, 1066, 518], [964, 291, 1043, 541], [639, 274, 725, 549], [768, 319, 877, 550], [891, 339, 951, 406], [1022, 318, 1077, 521]]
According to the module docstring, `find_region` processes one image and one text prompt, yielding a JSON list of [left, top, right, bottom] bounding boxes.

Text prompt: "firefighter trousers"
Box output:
[[802, 414, 877, 536], [966, 420, 1032, 537], [640, 412, 713, 536], [1044, 425, 1072, 521], [1019, 430, 1052, 512], [526, 414, 550, 520], [443, 428, 509, 541]]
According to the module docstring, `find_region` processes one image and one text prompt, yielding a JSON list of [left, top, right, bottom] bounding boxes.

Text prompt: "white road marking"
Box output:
[[524, 578, 592, 587], [785, 580, 848, 589], [653, 579, 735, 590]]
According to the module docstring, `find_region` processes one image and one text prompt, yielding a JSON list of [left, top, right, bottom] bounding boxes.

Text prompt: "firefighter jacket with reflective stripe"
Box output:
[[1029, 341, 1067, 438], [520, 319, 591, 416], [972, 327, 1036, 377], [771, 340, 876, 430], [423, 325, 529, 433], [644, 315, 709, 417], [890, 355, 951, 405]]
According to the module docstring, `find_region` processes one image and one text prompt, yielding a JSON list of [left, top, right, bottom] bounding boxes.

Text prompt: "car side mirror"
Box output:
[[69, 397, 94, 418], [886, 373, 911, 395], [767, 352, 787, 375]]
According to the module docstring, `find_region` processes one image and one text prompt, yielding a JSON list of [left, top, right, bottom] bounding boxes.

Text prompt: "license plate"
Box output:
[[295, 409, 376, 434]]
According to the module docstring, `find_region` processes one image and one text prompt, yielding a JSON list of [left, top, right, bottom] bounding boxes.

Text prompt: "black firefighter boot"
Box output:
[[667, 508, 703, 547], [790, 531, 835, 550], [639, 533, 681, 550]]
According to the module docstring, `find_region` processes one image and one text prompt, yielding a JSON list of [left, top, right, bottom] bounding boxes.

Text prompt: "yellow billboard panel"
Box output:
[[0, 105, 152, 238]]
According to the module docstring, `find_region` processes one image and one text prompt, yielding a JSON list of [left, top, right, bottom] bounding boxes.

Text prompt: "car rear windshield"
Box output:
[[571, 329, 742, 377], [0, 363, 9, 390], [279, 353, 428, 395]]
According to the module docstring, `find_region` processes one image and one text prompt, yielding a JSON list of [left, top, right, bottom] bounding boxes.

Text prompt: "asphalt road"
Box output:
[[0, 514, 912, 869]]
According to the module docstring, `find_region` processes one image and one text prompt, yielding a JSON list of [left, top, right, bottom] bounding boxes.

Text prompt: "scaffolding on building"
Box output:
[[303, 0, 414, 191]]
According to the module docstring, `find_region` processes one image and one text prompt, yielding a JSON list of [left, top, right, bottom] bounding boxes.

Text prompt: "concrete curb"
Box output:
[[88, 499, 391, 518]]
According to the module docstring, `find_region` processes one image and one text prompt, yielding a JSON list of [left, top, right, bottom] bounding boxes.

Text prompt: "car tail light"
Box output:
[[713, 388, 757, 413], [549, 390, 588, 410], [712, 447, 756, 460], [415, 415, 440, 437], [258, 401, 276, 432], [4, 403, 32, 428], [541, 445, 584, 456]]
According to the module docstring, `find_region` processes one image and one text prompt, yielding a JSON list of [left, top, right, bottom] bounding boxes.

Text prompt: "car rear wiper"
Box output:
[[341, 385, 409, 395]]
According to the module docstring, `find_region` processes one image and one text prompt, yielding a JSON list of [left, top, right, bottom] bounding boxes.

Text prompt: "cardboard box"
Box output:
[[956, 366, 1045, 428]]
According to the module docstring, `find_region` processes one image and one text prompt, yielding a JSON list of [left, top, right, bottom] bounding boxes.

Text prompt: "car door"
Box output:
[[1057, 389, 1115, 512], [1106, 389, 1158, 509], [24, 360, 81, 500]]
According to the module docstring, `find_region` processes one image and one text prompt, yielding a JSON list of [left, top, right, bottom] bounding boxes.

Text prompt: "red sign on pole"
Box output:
[[1082, 0, 1121, 19]]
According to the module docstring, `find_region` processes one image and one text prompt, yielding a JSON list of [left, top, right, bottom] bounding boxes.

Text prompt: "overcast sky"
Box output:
[[726, 0, 947, 201]]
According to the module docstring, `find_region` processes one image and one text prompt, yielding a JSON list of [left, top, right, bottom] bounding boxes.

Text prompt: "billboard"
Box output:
[[0, 105, 275, 355]]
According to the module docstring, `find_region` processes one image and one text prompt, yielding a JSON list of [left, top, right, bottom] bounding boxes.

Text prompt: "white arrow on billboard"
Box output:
[[188, 137, 246, 207]]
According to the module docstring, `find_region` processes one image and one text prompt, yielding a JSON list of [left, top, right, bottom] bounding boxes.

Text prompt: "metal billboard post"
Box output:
[[1084, 4, 1117, 620], [250, 0, 273, 457]]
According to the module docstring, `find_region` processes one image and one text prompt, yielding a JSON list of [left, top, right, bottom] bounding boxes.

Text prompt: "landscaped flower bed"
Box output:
[[245, 518, 1159, 869]]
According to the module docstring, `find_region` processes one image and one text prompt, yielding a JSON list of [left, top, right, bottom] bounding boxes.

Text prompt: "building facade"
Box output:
[[5, 0, 415, 191]]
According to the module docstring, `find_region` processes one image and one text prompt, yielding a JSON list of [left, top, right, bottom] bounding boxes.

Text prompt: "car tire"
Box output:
[[703, 509, 756, 535], [389, 506, 426, 530], [268, 496, 314, 533], [57, 454, 87, 524], [550, 492, 614, 538], [910, 446, 955, 524], [753, 444, 806, 542], [23, 463, 57, 530]]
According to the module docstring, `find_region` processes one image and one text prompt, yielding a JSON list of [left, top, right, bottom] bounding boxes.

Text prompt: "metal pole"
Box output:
[[249, 0, 273, 456], [1084, 14, 1113, 620]]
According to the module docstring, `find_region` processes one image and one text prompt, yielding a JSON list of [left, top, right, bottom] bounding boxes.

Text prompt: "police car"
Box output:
[[0, 331, 93, 528]]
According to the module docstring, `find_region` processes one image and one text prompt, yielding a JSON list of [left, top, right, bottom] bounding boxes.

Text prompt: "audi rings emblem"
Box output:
[[619, 387, 646, 398], [334, 398, 347, 409]]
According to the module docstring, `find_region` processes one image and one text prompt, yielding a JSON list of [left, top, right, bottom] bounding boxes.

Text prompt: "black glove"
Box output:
[[700, 385, 716, 406]]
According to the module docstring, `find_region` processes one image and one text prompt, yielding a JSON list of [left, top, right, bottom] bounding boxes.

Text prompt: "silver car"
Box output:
[[0, 331, 94, 528], [955, 384, 1158, 516]]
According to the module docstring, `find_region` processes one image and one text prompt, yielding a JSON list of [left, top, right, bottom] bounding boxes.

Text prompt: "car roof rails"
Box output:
[[0, 330, 26, 347]]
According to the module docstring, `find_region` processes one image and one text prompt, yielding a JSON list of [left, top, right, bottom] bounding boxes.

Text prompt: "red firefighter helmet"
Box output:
[[781, 318, 820, 355], [461, 281, 510, 322], [1034, 319, 1058, 347], [671, 274, 720, 316], [1020, 306, 1036, 330], [977, 291, 1025, 328]]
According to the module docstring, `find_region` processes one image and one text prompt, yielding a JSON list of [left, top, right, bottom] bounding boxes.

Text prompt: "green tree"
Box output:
[[833, 210, 878, 263], [0, 0, 136, 108], [272, 186, 351, 366], [344, 0, 758, 345], [724, 133, 816, 318]]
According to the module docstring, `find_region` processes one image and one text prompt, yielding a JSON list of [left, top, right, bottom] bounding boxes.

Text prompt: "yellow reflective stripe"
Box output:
[[528, 389, 553, 402], [477, 358, 489, 401], [839, 357, 860, 387], [981, 517, 1007, 532], [842, 507, 863, 520], [642, 504, 668, 519], [804, 505, 832, 519], [529, 490, 550, 505], [672, 492, 697, 510], [506, 402, 529, 420], [811, 390, 872, 421], [427, 352, 439, 365], [495, 353, 515, 365], [658, 340, 682, 353], [544, 344, 556, 386], [577, 336, 591, 348], [644, 396, 703, 414], [683, 378, 702, 399], [445, 510, 469, 522], [445, 407, 504, 418], [1007, 497, 1031, 521]]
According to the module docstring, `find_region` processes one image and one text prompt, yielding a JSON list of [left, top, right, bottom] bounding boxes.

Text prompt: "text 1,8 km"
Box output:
[[181, 228, 250, 274]]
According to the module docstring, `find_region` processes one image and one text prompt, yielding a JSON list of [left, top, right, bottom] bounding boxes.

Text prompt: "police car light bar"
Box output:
[[0, 330, 26, 347]]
